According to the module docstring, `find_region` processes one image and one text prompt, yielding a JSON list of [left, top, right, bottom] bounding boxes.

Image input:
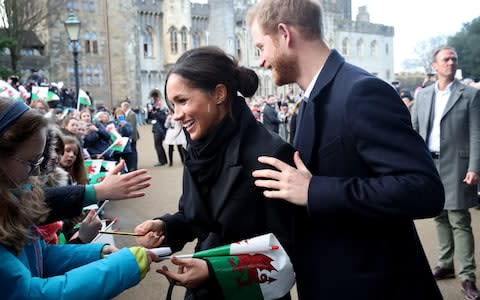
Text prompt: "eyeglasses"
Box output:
[[13, 156, 44, 175]]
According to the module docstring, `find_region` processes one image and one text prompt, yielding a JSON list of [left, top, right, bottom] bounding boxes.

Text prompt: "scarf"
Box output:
[[184, 97, 247, 197]]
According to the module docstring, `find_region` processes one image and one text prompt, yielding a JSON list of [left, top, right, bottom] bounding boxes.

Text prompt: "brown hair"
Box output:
[[29, 99, 49, 112], [62, 116, 79, 129], [0, 97, 49, 254], [61, 135, 88, 185], [246, 0, 324, 41]]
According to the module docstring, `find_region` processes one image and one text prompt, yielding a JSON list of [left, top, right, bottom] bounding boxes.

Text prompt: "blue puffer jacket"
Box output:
[[0, 237, 142, 300]]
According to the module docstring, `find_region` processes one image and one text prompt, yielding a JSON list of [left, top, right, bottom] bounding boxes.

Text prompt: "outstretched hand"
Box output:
[[252, 151, 312, 206], [135, 219, 165, 249], [94, 160, 152, 201], [157, 257, 209, 289]]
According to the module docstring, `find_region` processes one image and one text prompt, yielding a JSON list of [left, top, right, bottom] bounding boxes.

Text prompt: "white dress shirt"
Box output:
[[428, 81, 453, 153]]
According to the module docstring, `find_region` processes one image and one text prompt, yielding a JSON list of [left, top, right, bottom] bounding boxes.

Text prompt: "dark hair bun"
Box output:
[[237, 66, 258, 98]]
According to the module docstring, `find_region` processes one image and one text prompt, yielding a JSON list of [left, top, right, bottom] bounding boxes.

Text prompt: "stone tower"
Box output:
[[163, 0, 192, 66], [207, 0, 236, 55], [45, 0, 140, 107]]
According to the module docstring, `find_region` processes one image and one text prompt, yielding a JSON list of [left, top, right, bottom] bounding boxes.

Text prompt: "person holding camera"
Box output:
[[151, 100, 169, 167]]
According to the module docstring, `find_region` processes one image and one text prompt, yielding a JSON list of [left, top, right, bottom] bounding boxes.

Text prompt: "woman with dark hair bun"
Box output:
[[135, 46, 295, 299]]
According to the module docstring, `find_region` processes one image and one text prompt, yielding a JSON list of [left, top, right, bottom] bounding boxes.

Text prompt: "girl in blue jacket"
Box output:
[[0, 98, 155, 300]]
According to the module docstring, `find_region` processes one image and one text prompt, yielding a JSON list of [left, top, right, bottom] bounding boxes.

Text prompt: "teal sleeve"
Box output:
[[83, 184, 97, 206]]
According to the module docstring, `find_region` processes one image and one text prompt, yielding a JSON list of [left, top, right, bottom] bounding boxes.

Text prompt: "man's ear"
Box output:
[[277, 23, 291, 44]]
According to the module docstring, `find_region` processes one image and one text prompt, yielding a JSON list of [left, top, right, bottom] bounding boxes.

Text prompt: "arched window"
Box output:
[[78, 65, 83, 85], [192, 32, 201, 48], [68, 66, 74, 86], [370, 40, 378, 57], [169, 27, 178, 54], [180, 27, 188, 52], [357, 39, 364, 57], [258, 78, 263, 97], [143, 26, 154, 57], [236, 36, 242, 59], [94, 66, 101, 86], [91, 32, 98, 54], [385, 43, 389, 55], [263, 75, 270, 96], [86, 66, 92, 85], [83, 31, 91, 54], [342, 38, 350, 56]]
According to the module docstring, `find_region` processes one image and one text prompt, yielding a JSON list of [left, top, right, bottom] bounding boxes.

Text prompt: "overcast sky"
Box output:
[[352, 0, 480, 72], [191, 0, 480, 72]]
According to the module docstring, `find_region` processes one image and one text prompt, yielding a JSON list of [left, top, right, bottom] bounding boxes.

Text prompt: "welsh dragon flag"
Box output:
[[186, 233, 295, 300], [46, 91, 60, 102], [0, 80, 21, 100], [31, 86, 48, 101], [110, 136, 129, 152], [84, 159, 117, 184], [78, 89, 91, 106]]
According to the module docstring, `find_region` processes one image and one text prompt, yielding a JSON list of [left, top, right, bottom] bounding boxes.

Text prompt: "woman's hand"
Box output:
[[77, 209, 102, 243], [157, 257, 209, 289], [135, 219, 165, 248], [94, 160, 152, 201], [102, 244, 119, 256]]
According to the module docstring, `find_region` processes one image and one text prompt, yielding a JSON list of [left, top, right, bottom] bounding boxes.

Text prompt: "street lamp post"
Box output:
[[64, 13, 81, 110]]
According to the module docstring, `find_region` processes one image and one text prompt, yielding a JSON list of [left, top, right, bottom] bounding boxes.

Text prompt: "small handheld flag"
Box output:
[[165, 233, 295, 300]]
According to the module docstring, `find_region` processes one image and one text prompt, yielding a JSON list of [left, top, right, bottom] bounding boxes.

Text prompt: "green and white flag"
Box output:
[[85, 159, 102, 176], [0, 80, 21, 100], [101, 160, 117, 172], [78, 89, 91, 106], [177, 233, 295, 300], [46, 90, 60, 102], [84, 159, 117, 184], [110, 136, 129, 153], [31, 86, 48, 101]]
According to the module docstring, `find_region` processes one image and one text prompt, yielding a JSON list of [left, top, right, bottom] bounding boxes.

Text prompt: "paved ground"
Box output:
[[109, 125, 480, 300]]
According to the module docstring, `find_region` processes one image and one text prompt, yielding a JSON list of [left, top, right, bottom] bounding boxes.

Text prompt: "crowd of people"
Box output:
[[2, 0, 480, 299]]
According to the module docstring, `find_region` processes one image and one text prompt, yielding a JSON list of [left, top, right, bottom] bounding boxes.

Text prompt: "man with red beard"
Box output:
[[248, 0, 445, 299]]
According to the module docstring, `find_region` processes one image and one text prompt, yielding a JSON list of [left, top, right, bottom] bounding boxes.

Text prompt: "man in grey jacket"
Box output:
[[412, 46, 480, 300]]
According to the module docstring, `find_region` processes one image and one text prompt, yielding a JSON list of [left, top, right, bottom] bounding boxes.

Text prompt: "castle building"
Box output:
[[35, 0, 393, 108]]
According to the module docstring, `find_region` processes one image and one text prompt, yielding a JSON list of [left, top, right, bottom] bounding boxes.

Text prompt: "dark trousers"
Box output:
[[168, 144, 185, 166], [113, 152, 135, 173], [128, 141, 138, 171], [154, 134, 168, 164]]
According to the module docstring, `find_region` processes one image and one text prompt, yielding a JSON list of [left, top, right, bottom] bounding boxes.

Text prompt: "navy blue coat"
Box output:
[[292, 50, 444, 299]]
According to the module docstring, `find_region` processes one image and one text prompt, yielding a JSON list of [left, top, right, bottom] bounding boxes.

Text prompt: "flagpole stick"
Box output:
[[92, 217, 117, 242], [157, 254, 194, 261], [93, 200, 109, 219], [100, 141, 117, 157], [97, 231, 144, 236]]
